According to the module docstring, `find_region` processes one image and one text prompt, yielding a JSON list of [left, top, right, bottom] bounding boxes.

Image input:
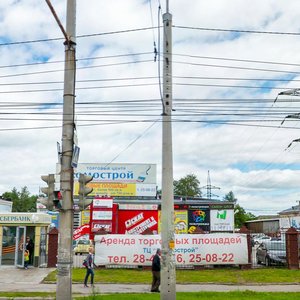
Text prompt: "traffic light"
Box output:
[[40, 174, 55, 210], [53, 190, 63, 209], [78, 173, 93, 210]]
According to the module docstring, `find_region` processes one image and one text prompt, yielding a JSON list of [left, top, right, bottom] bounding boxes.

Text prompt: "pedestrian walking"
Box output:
[[25, 236, 34, 265], [84, 246, 96, 287], [151, 248, 161, 292]]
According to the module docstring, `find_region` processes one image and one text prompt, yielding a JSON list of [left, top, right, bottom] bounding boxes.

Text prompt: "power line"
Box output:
[[0, 24, 299, 49], [174, 53, 300, 68], [0, 27, 157, 47], [173, 25, 300, 36]]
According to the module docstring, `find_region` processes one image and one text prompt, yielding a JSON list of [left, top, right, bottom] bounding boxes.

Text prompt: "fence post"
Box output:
[[286, 227, 299, 270], [239, 226, 252, 269], [47, 228, 59, 268]]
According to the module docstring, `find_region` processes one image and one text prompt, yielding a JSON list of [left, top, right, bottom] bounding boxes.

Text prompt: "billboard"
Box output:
[[158, 210, 188, 234], [94, 234, 248, 266], [210, 203, 234, 232], [117, 206, 158, 234], [188, 205, 210, 233], [174, 210, 188, 234], [74, 163, 157, 197], [280, 216, 300, 230]]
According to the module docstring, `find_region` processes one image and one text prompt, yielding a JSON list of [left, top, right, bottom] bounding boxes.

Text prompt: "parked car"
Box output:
[[74, 239, 91, 255], [256, 241, 286, 266], [253, 234, 272, 245]]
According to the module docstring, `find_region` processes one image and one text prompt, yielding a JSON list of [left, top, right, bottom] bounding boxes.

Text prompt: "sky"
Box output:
[[1, 0, 300, 216]]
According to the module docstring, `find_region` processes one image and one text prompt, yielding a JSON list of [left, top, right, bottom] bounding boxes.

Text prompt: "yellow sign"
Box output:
[[157, 210, 188, 234], [74, 182, 137, 197], [169, 240, 175, 250], [174, 211, 188, 234], [81, 210, 90, 226]]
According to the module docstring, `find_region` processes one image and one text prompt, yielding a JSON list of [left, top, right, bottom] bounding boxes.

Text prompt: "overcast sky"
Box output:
[[1, 0, 300, 215]]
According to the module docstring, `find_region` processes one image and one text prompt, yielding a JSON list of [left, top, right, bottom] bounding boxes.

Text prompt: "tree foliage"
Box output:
[[173, 174, 201, 197], [223, 191, 256, 228], [2, 187, 37, 212]]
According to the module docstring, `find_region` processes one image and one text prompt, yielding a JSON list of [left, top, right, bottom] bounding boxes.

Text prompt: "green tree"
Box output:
[[223, 191, 256, 228], [223, 191, 237, 203], [173, 174, 201, 197], [2, 187, 37, 212]]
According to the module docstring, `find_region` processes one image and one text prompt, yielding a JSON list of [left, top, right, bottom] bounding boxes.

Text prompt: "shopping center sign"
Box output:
[[74, 163, 157, 197]]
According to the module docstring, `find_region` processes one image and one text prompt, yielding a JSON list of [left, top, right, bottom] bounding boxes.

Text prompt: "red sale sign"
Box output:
[[117, 210, 158, 234], [73, 224, 90, 240]]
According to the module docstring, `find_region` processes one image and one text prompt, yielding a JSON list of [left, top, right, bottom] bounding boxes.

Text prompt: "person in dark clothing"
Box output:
[[25, 237, 34, 265], [151, 248, 161, 292], [84, 246, 96, 287]]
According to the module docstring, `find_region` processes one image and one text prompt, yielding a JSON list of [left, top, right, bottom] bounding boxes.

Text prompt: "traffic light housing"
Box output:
[[40, 174, 55, 210], [78, 173, 93, 210], [53, 190, 62, 209]]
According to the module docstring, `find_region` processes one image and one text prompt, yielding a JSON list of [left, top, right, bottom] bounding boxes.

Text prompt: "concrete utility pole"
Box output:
[[47, 0, 77, 299], [160, 1, 176, 299]]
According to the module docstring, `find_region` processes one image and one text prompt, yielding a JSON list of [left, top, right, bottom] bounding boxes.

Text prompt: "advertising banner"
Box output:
[[73, 224, 90, 240], [81, 210, 90, 226], [74, 163, 157, 197], [174, 210, 188, 234], [210, 209, 234, 232], [117, 210, 158, 234], [94, 234, 248, 266], [47, 211, 59, 228], [93, 198, 113, 208], [75, 163, 156, 183], [92, 211, 113, 220], [91, 221, 112, 233], [74, 164, 157, 197], [280, 216, 300, 230], [188, 205, 210, 233]]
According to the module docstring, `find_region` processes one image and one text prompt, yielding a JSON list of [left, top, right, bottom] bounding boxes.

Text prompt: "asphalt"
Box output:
[[0, 266, 300, 299]]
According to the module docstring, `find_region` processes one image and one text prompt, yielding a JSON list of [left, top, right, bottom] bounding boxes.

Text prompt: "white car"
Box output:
[[253, 235, 271, 245]]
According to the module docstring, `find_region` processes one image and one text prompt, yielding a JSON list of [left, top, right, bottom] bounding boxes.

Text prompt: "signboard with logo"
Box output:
[[73, 224, 90, 240], [174, 210, 188, 234], [210, 209, 234, 231], [117, 208, 158, 234], [81, 210, 90, 226], [209, 203, 234, 232], [92, 211, 113, 220], [91, 221, 112, 233], [188, 205, 210, 233], [74, 163, 157, 197], [93, 198, 113, 208]]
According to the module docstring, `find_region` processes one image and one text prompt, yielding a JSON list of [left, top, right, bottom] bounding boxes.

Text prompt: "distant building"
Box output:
[[278, 204, 300, 231], [0, 198, 12, 212], [245, 216, 279, 235]]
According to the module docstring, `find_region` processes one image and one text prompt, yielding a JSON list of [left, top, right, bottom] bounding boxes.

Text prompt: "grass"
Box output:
[[0, 291, 298, 300], [43, 267, 300, 284], [1, 268, 300, 299], [0, 292, 55, 298], [74, 291, 300, 300]]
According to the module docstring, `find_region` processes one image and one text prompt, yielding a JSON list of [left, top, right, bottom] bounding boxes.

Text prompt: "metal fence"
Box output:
[[251, 234, 286, 268]]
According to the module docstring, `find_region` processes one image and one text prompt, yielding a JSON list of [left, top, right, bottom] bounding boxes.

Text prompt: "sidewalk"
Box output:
[[0, 267, 300, 296]]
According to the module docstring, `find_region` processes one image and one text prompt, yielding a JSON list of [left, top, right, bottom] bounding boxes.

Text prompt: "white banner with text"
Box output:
[[94, 233, 248, 266]]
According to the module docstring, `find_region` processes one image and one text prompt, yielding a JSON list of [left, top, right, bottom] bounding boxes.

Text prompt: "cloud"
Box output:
[[1, 0, 300, 216]]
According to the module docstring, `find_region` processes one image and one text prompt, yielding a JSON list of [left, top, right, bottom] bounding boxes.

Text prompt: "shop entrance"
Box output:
[[1, 226, 35, 267], [1, 226, 16, 265], [15, 226, 26, 268]]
